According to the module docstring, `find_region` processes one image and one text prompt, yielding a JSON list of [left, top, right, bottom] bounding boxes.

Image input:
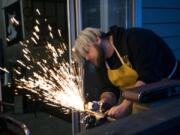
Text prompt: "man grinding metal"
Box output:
[[73, 26, 180, 120]]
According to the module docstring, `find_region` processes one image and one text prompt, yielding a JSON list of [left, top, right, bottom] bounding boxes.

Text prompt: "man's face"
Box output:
[[85, 43, 105, 67]]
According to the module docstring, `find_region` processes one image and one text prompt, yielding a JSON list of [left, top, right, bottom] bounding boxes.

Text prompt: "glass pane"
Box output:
[[81, 0, 132, 30], [81, 0, 100, 28], [108, 0, 128, 27]]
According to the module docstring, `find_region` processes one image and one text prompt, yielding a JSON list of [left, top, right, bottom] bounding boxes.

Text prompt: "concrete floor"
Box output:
[[8, 112, 72, 135]]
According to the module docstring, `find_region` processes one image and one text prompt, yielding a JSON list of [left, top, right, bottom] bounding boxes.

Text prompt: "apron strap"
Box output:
[[109, 36, 125, 65]]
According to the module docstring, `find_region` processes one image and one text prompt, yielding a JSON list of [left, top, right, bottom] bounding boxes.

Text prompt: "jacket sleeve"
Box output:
[[127, 31, 163, 83]]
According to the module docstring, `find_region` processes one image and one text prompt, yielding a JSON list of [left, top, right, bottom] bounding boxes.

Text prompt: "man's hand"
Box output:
[[105, 99, 132, 119], [134, 80, 146, 87], [100, 92, 117, 106]]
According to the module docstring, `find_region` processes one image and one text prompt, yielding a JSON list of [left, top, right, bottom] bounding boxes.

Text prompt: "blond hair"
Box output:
[[73, 27, 102, 63]]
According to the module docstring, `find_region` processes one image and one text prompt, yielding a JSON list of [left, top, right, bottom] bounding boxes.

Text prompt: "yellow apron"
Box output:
[[106, 36, 138, 90]]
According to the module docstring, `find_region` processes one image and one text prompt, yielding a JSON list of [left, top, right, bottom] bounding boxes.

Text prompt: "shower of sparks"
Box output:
[[33, 32, 40, 40], [58, 29, 61, 37], [19, 41, 24, 45], [31, 37, 38, 44], [14, 9, 85, 112], [17, 60, 26, 67], [34, 26, 40, 32], [26, 40, 30, 44], [6, 38, 10, 42], [49, 32, 53, 39], [48, 25, 52, 31], [16, 43, 85, 111], [0, 67, 9, 73], [11, 17, 19, 25], [35, 19, 40, 25], [36, 9, 41, 15]]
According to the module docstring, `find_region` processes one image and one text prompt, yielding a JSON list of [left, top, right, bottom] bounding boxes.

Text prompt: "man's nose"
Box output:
[[85, 55, 90, 60], [85, 53, 92, 61]]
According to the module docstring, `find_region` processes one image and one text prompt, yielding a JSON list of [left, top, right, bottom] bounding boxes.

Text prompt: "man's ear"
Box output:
[[96, 36, 101, 45]]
